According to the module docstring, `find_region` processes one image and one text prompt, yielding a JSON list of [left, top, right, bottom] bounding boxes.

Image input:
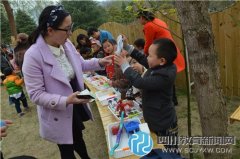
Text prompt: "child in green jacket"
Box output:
[[3, 67, 29, 117]]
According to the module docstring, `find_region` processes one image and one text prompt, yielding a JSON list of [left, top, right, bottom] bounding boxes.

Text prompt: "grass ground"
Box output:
[[1, 86, 240, 159]]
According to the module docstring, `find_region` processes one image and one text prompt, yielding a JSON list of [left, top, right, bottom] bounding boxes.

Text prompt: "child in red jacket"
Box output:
[[102, 39, 130, 98]]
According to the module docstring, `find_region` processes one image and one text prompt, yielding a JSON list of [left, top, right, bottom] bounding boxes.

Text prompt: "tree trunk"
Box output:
[[2, 0, 17, 44], [175, 1, 230, 159]]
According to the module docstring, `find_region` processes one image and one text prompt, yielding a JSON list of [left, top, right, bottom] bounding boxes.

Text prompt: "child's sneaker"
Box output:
[[18, 112, 25, 117], [24, 107, 30, 112]]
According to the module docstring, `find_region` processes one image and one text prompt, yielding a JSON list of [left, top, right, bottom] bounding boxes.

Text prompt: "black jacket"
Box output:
[[124, 49, 177, 132], [1, 53, 12, 72]]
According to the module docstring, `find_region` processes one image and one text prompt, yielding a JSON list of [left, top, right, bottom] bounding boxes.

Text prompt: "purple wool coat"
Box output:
[[22, 35, 102, 144]]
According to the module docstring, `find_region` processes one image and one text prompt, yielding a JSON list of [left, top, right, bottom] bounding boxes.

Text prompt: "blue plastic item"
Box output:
[[124, 120, 140, 135], [0, 120, 6, 127]]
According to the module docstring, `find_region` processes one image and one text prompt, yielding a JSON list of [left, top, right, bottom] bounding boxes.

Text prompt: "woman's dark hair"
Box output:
[[137, 10, 155, 21], [87, 27, 98, 37], [15, 33, 29, 52], [14, 33, 30, 69], [153, 38, 177, 65], [76, 34, 91, 48], [28, 5, 70, 45]]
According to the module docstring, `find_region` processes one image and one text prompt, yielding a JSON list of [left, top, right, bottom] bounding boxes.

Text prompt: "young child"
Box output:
[[3, 67, 29, 117], [133, 38, 145, 54], [76, 34, 92, 59], [115, 38, 178, 150], [79, 47, 92, 59], [91, 39, 105, 58], [87, 27, 114, 44], [102, 39, 130, 99], [91, 39, 106, 76]]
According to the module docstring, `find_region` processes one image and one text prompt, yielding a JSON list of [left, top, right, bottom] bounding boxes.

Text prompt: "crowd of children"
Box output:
[[1, 8, 185, 158], [74, 21, 185, 156], [74, 26, 183, 151]]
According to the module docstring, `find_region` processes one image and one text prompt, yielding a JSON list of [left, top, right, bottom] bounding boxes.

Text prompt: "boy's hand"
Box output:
[[114, 54, 127, 66], [120, 50, 128, 57], [122, 34, 129, 48]]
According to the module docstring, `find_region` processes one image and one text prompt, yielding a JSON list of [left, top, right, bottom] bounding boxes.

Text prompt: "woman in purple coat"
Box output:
[[22, 5, 112, 159]]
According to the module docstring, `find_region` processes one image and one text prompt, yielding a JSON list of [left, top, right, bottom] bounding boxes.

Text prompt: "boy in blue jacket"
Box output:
[[115, 38, 178, 150], [87, 27, 114, 44]]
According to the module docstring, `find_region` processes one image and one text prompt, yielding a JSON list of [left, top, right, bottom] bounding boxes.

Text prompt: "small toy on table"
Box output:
[[109, 111, 125, 157], [116, 100, 133, 117], [111, 125, 119, 135], [124, 120, 140, 135]]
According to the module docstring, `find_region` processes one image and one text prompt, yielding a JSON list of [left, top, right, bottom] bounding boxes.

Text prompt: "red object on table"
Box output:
[[111, 125, 119, 135]]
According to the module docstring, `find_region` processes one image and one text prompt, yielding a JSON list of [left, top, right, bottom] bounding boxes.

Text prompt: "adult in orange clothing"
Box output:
[[137, 10, 185, 106], [137, 10, 185, 73]]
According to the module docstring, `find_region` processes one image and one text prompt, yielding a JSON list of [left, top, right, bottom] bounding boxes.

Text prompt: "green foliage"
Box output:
[[15, 10, 36, 35], [107, 6, 122, 23], [209, 1, 236, 12], [235, 139, 240, 148], [120, 2, 135, 24], [126, 0, 174, 17], [61, 0, 107, 30], [1, 9, 11, 44], [9, 0, 57, 23], [106, 1, 135, 24]]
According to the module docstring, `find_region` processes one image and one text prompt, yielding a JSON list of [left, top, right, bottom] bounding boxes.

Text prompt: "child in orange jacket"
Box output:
[[3, 67, 29, 117]]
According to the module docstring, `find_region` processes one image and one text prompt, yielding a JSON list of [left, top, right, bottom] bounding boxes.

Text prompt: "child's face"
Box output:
[[130, 59, 144, 74], [91, 44, 100, 53], [79, 38, 86, 45], [92, 31, 100, 39], [103, 41, 115, 54], [147, 44, 166, 68]]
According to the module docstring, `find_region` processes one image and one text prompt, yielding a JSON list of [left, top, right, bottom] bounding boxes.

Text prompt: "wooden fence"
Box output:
[[70, 2, 240, 97]]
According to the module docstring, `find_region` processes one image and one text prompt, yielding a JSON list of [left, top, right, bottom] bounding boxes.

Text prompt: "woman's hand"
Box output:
[[114, 52, 128, 66], [66, 92, 91, 105], [99, 55, 113, 67]]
